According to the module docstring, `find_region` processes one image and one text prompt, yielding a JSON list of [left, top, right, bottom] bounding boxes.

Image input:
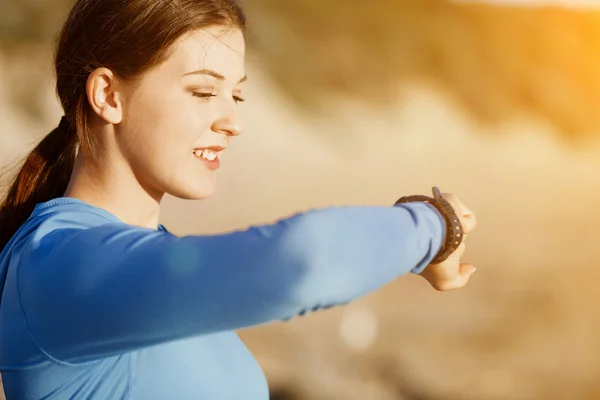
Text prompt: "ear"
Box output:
[[86, 67, 123, 124]]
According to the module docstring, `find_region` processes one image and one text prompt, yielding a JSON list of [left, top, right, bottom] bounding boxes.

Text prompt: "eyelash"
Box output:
[[192, 92, 245, 103]]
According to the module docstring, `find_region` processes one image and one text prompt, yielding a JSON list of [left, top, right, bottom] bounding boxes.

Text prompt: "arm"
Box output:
[[18, 202, 445, 364]]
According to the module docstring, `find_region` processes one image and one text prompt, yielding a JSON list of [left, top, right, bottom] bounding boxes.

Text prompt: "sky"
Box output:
[[451, 0, 600, 9]]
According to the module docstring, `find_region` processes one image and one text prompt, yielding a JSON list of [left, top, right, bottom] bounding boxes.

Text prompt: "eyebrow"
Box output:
[[183, 69, 247, 83]]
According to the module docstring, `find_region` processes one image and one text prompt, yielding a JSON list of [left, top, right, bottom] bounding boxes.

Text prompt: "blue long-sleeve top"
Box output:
[[0, 197, 446, 399]]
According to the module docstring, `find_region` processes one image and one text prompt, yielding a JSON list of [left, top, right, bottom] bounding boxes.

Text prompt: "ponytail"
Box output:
[[0, 117, 77, 251]]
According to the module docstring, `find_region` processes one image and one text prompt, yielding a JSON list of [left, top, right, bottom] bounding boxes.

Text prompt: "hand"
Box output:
[[420, 193, 478, 291]]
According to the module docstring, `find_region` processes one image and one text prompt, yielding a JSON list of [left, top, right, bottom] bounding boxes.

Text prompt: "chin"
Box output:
[[168, 182, 216, 200]]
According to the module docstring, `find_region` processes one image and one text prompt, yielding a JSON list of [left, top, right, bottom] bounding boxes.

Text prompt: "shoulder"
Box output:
[[1, 198, 124, 263], [24, 198, 120, 242]]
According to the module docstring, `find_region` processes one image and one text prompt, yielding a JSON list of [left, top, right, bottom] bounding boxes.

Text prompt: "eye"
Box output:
[[192, 92, 216, 101], [233, 95, 245, 103]]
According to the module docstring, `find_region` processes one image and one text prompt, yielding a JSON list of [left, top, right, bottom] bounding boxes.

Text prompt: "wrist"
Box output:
[[394, 187, 463, 264]]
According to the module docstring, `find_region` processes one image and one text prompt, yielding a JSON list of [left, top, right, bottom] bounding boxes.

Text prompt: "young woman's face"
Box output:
[[116, 27, 246, 200]]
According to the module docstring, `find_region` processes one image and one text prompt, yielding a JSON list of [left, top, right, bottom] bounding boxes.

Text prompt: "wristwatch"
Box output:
[[394, 186, 463, 264]]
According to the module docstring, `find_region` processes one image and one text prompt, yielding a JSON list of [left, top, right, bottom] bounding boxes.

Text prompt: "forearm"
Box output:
[[269, 202, 445, 312]]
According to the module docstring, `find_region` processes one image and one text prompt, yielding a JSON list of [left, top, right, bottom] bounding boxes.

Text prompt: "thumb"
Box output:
[[431, 263, 477, 291], [459, 263, 477, 279], [446, 264, 477, 290]]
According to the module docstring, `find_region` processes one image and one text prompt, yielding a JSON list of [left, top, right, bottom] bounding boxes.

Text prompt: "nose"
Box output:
[[212, 116, 242, 137]]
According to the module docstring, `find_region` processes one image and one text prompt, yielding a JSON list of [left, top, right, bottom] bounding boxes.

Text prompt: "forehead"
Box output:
[[167, 27, 246, 79]]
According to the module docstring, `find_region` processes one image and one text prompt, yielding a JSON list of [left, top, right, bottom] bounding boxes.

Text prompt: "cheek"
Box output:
[[126, 94, 192, 153], [120, 113, 189, 181], [160, 95, 212, 143]]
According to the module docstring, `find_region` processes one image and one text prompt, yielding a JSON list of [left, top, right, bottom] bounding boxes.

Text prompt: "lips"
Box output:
[[193, 146, 225, 169]]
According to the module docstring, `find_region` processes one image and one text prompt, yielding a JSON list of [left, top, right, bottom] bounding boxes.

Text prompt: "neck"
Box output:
[[64, 152, 162, 230]]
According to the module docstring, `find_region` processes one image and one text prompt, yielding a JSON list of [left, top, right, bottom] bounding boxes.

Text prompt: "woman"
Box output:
[[0, 0, 477, 399]]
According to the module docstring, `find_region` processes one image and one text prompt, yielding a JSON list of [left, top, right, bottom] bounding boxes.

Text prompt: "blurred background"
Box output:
[[2, 0, 600, 399]]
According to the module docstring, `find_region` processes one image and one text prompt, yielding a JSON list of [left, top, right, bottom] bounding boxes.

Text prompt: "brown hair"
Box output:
[[0, 0, 246, 251]]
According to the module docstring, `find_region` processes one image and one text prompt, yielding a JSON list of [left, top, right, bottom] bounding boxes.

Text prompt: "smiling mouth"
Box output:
[[193, 148, 219, 161], [193, 147, 224, 170]]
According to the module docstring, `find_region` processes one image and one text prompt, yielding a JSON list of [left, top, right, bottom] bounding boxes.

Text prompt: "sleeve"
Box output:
[[17, 202, 445, 364]]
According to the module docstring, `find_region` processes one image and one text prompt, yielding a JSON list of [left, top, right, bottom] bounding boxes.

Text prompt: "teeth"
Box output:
[[194, 149, 218, 161]]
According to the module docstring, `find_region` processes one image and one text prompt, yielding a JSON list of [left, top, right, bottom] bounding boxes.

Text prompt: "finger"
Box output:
[[461, 213, 477, 234], [441, 194, 477, 233], [438, 263, 477, 291], [462, 203, 474, 216], [454, 200, 476, 230], [441, 193, 459, 206]]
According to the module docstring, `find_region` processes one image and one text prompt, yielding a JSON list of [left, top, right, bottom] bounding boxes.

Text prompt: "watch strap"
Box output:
[[394, 186, 463, 264]]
